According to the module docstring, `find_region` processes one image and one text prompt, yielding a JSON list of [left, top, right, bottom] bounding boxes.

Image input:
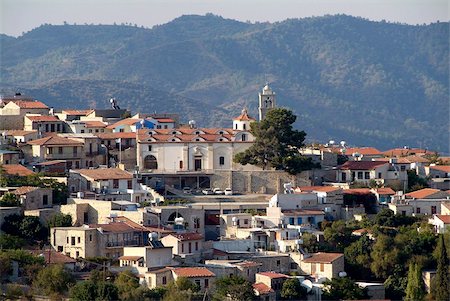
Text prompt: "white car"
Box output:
[[202, 188, 214, 195], [182, 187, 192, 194], [213, 188, 224, 195], [224, 188, 233, 195]]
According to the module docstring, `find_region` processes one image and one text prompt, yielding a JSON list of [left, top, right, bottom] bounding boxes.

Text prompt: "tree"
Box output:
[[0, 234, 25, 249], [301, 232, 319, 253], [70, 281, 98, 301], [213, 275, 255, 301], [281, 278, 307, 300], [322, 277, 368, 301], [114, 270, 141, 301], [32, 264, 75, 297], [1, 214, 48, 242], [48, 213, 72, 228], [344, 235, 374, 280], [0, 193, 21, 207], [370, 234, 399, 279], [404, 262, 425, 301], [323, 220, 355, 251], [407, 170, 429, 192], [432, 234, 450, 301], [234, 108, 315, 175]]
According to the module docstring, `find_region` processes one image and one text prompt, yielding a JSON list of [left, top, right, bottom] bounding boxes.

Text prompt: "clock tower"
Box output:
[[258, 83, 276, 121]]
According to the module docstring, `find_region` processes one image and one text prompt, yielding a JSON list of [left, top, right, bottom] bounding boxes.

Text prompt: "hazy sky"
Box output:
[[1, 0, 448, 37]]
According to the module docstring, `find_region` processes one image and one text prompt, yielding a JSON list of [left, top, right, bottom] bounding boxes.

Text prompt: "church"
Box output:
[[136, 84, 276, 186]]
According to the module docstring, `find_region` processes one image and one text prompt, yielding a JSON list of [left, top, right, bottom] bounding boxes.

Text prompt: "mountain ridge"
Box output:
[[0, 14, 448, 151]]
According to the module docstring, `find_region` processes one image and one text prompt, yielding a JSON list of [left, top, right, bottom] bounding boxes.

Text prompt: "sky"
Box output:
[[1, 0, 448, 37]]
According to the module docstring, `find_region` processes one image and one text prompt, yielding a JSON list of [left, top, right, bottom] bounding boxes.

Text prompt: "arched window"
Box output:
[[219, 156, 225, 165], [143, 155, 158, 170], [243, 124, 246, 130]]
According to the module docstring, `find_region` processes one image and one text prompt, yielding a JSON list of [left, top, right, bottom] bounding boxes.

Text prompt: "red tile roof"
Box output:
[[234, 108, 255, 121], [26, 115, 60, 122], [345, 147, 382, 156], [74, 168, 133, 180], [429, 165, 450, 173], [253, 282, 274, 295], [28, 136, 83, 146], [118, 256, 143, 261], [31, 249, 76, 264], [302, 252, 343, 263], [10, 100, 48, 109], [373, 187, 395, 195], [282, 209, 324, 216], [435, 215, 450, 224], [344, 188, 372, 195], [5, 130, 37, 136], [258, 272, 289, 279], [1, 164, 35, 176], [382, 148, 430, 157], [97, 132, 136, 139], [172, 267, 215, 278], [12, 186, 40, 195], [106, 118, 140, 129], [62, 109, 94, 116], [339, 161, 387, 170], [236, 261, 262, 268], [169, 232, 203, 241], [154, 118, 174, 123], [85, 121, 107, 128], [89, 220, 148, 233], [405, 188, 445, 199]]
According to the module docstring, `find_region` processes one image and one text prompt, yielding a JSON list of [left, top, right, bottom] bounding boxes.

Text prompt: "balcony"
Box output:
[[85, 151, 99, 157], [106, 239, 140, 248]]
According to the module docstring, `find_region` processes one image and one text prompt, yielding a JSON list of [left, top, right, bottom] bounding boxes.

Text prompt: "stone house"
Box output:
[[171, 267, 215, 292], [12, 186, 52, 210], [161, 232, 204, 262], [299, 252, 344, 280], [255, 272, 289, 297]]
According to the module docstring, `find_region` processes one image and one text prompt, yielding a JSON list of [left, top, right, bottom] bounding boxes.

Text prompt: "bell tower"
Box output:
[[258, 83, 276, 121]]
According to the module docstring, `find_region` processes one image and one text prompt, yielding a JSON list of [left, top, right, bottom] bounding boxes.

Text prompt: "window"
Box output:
[[58, 147, 63, 154], [81, 130, 85, 133], [401, 165, 406, 171], [416, 207, 421, 214], [127, 180, 132, 189], [157, 125, 161, 129], [43, 195, 48, 206], [219, 156, 225, 165], [341, 172, 346, 181], [78, 237, 81, 243], [188, 242, 192, 253], [76, 251, 79, 258], [164, 125, 168, 129], [179, 161, 183, 169], [195, 279, 201, 287], [364, 172, 370, 179], [57, 124, 61, 132], [73, 146, 77, 155], [181, 244, 184, 253], [289, 217, 295, 225], [378, 172, 382, 178], [297, 217, 303, 225], [243, 124, 246, 130], [162, 276, 167, 285], [241, 134, 247, 141], [89, 234, 92, 242], [113, 179, 119, 189], [235, 124, 238, 130], [204, 279, 209, 288], [45, 124, 49, 132], [71, 237, 75, 245], [277, 260, 281, 266], [320, 263, 324, 272], [431, 206, 437, 214], [119, 129, 124, 132], [67, 237, 69, 244], [148, 145, 152, 151], [195, 241, 198, 251], [357, 171, 363, 179]]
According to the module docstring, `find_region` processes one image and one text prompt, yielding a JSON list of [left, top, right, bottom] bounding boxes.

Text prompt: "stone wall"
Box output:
[[211, 170, 311, 194], [0, 115, 24, 130]]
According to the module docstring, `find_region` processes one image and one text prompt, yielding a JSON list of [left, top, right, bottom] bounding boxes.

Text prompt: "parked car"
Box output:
[[182, 187, 192, 194], [213, 188, 224, 195], [202, 188, 214, 195], [224, 188, 233, 195]]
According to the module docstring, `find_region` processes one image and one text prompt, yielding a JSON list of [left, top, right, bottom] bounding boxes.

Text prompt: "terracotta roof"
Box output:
[[233, 109, 255, 121], [28, 136, 83, 146], [352, 228, 373, 235], [405, 188, 443, 199], [339, 161, 387, 170], [253, 282, 274, 295], [172, 267, 215, 278], [235, 261, 262, 268], [302, 252, 344, 263], [440, 157, 450, 164], [296, 186, 341, 193], [213, 248, 228, 256], [345, 147, 382, 156], [154, 118, 174, 123], [97, 132, 136, 139], [136, 128, 247, 143], [282, 209, 324, 216], [429, 165, 450, 173], [10, 100, 48, 109], [382, 148, 430, 157], [74, 168, 133, 180], [89, 221, 148, 233], [31, 250, 76, 264], [435, 215, 450, 224], [62, 109, 94, 116], [119, 256, 143, 261], [344, 188, 372, 195], [373, 187, 395, 195], [34, 160, 67, 166], [26, 115, 60, 122], [85, 121, 107, 128], [1, 164, 35, 176], [12, 186, 40, 195], [106, 118, 140, 129], [112, 216, 150, 231], [169, 232, 203, 241], [257, 272, 289, 279], [5, 130, 37, 136]]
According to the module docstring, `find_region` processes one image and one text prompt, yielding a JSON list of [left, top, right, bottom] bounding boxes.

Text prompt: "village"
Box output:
[[0, 84, 449, 301]]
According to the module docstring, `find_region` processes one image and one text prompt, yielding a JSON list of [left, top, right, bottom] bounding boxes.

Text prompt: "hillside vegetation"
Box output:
[[1, 14, 448, 151]]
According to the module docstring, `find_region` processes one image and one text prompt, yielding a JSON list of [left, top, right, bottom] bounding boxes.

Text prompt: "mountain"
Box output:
[[1, 14, 448, 151]]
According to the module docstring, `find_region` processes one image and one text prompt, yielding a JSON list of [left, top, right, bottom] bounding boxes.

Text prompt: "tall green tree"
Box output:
[[0, 193, 21, 207], [432, 235, 450, 301], [404, 263, 425, 301], [114, 270, 140, 301], [281, 278, 307, 300], [234, 108, 315, 175], [213, 275, 255, 301], [48, 213, 72, 228]]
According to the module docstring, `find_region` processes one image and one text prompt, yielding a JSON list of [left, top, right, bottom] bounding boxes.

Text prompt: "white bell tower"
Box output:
[[258, 83, 276, 121]]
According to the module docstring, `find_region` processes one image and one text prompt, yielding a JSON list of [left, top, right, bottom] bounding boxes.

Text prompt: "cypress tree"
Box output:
[[433, 235, 450, 301], [405, 263, 425, 301]]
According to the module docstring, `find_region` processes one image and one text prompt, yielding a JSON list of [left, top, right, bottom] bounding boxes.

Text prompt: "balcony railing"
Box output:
[[106, 239, 140, 248]]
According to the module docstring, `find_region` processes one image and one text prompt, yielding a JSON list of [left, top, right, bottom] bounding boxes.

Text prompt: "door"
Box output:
[[194, 157, 202, 171]]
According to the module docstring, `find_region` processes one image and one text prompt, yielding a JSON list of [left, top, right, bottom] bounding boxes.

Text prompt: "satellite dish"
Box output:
[[301, 279, 313, 293], [174, 217, 184, 225], [329, 140, 335, 145], [339, 271, 347, 277], [340, 141, 346, 147], [148, 232, 158, 241]]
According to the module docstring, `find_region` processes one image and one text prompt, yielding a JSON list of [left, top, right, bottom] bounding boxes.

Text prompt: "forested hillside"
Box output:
[[1, 14, 448, 151]]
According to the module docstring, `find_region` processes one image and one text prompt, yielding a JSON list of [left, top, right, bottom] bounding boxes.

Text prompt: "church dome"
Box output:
[[262, 84, 272, 93]]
